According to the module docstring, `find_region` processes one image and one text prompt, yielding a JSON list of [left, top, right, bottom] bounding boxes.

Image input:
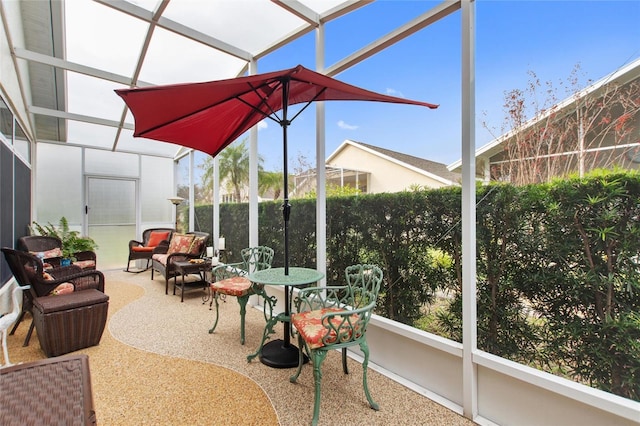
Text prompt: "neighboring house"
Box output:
[[219, 179, 273, 203], [448, 58, 640, 183], [294, 140, 460, 196]]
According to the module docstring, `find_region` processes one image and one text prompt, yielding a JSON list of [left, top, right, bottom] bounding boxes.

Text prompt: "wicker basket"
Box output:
[[0, 354, 97, 425]]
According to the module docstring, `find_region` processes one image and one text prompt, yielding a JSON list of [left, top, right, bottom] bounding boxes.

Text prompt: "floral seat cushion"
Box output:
[[29, 247, 63, 259], [210, 276, 252, 297], [73, 260, 96, 270], [152, 253, 188, 267], [291, 308, 360, 349], [152, 253, 168, 266]]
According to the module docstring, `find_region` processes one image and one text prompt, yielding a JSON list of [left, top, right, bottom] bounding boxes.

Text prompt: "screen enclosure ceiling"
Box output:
[[9, 0, 456, 159]]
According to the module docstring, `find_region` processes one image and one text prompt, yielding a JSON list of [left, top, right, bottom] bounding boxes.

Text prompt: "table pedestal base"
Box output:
[[259, 339, 309, 369]]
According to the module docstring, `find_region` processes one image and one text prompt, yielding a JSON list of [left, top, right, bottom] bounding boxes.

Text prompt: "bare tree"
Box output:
[[484, 65, 640, 185]]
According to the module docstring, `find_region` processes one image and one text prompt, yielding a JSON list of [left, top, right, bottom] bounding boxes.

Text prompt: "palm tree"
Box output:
[[201, 138, 271, 203], [200, 138, 295, 202], [258, 170, 284, 199], [199, 157, 214, 202], [219, 140, 250, 202]]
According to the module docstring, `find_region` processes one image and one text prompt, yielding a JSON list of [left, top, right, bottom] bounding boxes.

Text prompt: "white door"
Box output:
[[86, 177, 137, 270]]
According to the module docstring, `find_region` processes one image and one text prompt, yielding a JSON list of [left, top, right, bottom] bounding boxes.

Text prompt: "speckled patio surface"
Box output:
[[5, 269, 474, 426]]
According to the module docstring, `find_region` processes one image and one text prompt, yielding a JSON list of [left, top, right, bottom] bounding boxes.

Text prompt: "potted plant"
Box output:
[[30, 217, 98, 265]]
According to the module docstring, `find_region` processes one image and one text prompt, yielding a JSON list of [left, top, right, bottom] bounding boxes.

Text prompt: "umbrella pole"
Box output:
[[281, 79, 291, 277], [281, 79, 292, 348], [282, 139, 290, 278]]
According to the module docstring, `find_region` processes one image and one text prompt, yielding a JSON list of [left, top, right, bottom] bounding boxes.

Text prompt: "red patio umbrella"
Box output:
[[115, 64, 438, 274]]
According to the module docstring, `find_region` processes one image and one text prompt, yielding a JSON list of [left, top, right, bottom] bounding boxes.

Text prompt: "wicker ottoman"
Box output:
[[33, 289, 109, 357]]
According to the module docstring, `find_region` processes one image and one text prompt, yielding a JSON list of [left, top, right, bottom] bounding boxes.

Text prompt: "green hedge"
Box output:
[[195, 170, 640, 400]]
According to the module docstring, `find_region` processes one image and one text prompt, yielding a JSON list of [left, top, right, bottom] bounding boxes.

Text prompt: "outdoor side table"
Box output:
[[173, 259, 211, 302], [246, 266, 324, 368]]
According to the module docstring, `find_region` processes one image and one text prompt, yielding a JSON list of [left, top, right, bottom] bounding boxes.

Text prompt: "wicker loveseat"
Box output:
[[151, 231, 209, 295]]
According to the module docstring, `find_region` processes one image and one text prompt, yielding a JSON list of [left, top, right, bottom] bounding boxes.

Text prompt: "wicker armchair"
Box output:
[[17, 235, 97, 270], [151, 231, 209, 295], [290, 264, 383, 426], [1, 248, 105, 346], [125, 228, 174, 272]]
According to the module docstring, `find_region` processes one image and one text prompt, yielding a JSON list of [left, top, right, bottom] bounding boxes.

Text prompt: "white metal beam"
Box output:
[[315, 22, 327, 285], [255, 0, 371, 61], [320, 0, 373, 23], [13, 48, 153, 87], [112, 1, 167, 152], [249, 60, 259, 249], [326, 1, 461, 77], [95, 0, 252, 61], [461, 0, 477, 421], [272, 0, 319, 25], [29, 105, 134, 130]]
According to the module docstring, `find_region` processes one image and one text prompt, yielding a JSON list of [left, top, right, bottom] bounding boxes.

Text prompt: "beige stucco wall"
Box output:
[[329, 144, 449, 193]]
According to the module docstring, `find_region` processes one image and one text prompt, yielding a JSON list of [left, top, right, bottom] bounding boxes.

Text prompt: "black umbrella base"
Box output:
[[259, 339, 309, 368]]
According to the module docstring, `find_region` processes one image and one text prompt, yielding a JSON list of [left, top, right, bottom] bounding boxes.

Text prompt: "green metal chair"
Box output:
[[208, 246, 274, 344], [290, 264, 383, 426]]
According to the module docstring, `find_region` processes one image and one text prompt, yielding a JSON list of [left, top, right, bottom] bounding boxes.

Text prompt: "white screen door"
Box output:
[[86, 177, 136, 270]]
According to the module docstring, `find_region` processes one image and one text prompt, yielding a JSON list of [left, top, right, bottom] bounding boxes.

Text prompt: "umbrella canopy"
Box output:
[[116, 64, 437, 277], [115, 64, 438, 157]]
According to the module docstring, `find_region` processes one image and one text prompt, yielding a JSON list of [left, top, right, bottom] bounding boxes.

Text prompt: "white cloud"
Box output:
[[386, 88, 405, 98], [257, 120, 268, 130], [337, 120, 358, 130]]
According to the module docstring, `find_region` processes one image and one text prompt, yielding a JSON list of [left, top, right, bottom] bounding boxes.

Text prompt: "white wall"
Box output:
[[365, 322, 640, 425]]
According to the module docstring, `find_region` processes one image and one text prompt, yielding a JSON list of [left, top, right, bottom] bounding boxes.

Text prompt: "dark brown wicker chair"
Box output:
[[151, 231, 209, 295], [125, 227, 174, 272], [18, 235, 97, 270], [1, 247, 105, 347], [0, 354, 97, 425]]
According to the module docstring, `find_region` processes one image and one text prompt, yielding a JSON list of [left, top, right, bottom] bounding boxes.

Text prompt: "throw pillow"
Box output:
[[167, 234, 195, 254], [188, 236, 207, 255], [49, 283, 75, 295], [147, 231, 171, 247], [30, 247, 63, 259], [43, 271, 75, 295]]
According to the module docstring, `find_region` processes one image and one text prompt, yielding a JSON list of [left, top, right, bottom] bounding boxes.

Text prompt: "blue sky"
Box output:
[[250, 0, 640, 172]]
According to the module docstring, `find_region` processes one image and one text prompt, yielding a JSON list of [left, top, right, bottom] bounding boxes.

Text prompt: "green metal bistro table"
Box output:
[[247, 267, 324, 368]]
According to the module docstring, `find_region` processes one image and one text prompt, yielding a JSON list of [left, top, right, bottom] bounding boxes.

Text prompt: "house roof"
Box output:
[[327, 140, 461, 185], [447, 56, 640, 173]]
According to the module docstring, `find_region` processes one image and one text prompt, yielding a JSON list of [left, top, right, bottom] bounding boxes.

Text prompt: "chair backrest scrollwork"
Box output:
[[240, 246, 274, 274], [344, 264, 383, 311]]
